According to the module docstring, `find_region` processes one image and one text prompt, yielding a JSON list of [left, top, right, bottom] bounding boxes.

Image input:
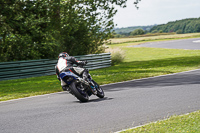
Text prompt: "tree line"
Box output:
[[112, 25, 155, 37], [112, 17, 200, 38], [0, 0, 141, 62], [150, 17, 200, 34]]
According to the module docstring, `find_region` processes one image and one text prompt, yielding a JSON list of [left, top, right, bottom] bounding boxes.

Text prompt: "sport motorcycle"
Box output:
[[59, 62, 104, 102]]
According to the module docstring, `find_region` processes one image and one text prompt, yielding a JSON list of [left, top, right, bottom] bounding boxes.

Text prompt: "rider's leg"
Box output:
[[82, 69, 96, 93], [82, 69, 89, 81]]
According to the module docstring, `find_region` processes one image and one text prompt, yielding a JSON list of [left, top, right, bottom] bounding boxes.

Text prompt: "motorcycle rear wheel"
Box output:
[[70, 81, 89, 102]]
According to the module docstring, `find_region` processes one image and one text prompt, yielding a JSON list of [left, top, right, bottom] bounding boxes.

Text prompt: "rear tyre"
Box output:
[[70, 81, 89, 102], [92, 80, 104, 98]]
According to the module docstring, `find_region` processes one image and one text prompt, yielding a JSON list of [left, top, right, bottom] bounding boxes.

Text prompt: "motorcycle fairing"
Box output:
[[59, 71, 79, 84]]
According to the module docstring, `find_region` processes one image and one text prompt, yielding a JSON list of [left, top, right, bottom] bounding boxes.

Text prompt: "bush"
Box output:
[[106, 48, 125, 65], [130, 29, 145, 36], [151, 30, 158, 33], [176, 29, 183, 34]]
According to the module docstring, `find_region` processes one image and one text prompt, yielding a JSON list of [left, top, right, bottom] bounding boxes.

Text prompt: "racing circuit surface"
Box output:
[[133, 38, 200, 49], [1, 38, 200, 133]]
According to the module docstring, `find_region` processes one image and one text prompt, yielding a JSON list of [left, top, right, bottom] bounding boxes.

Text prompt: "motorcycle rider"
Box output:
[[55, 52, 94, 92]]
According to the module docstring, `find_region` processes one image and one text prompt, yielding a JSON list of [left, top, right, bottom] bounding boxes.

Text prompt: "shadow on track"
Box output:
[[72, 97, 114, 103], [102, 71, 200, 92]]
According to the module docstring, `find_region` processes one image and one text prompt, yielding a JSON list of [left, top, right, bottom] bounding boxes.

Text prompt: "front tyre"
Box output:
[[92, 80, 104, 98], [70, 81, 89, 102]]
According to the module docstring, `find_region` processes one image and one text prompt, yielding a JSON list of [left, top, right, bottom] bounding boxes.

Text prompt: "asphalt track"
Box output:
[[133, 38, 200, 49], [1, 38, 200, 133]]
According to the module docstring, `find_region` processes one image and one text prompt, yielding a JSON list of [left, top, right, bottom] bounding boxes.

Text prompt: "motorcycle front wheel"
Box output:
[[70, 81, 89, 102], [92, 80, 104, 98]]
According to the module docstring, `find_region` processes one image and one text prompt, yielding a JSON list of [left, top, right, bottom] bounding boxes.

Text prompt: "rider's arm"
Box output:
[[71, 57, 86, 65]]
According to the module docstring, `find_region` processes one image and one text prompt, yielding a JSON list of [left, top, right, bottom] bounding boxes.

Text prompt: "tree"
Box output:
[[0, 1, 54, 61], [0, 0, 142, 62]]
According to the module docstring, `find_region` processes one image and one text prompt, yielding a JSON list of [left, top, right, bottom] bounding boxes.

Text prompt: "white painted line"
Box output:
[[1, 68, 200, 104], [193, 40, 200, 43]]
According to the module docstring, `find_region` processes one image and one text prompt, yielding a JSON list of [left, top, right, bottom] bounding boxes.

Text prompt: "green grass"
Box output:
[[92, 47, 200, 85], [121, 111, 200, 133], [0, 75, 62, 101]]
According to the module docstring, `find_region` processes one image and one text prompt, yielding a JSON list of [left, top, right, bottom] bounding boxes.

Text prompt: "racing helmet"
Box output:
[[58, 52, 69, 58]]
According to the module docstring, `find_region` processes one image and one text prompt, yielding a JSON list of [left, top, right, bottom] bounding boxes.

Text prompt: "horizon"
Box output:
[[114, 0, 200, 28], [114, 16, 200, 29]]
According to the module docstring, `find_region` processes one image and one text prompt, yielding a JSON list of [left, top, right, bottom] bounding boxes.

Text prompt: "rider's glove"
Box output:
[[81, 60, 87, 65], [83, 60, 88, 65]]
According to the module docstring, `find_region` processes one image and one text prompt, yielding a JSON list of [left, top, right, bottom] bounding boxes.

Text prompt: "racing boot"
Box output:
[[62, 85, 74, 95], [62, 85, 68, 91], [82, 71, 97, 94]]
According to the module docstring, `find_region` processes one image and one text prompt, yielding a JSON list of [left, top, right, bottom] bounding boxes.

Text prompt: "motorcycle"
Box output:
[[59, 62, 104, 102]]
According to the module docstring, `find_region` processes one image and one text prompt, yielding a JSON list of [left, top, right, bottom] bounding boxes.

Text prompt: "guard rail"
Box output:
[[0, 53, 111, 81]]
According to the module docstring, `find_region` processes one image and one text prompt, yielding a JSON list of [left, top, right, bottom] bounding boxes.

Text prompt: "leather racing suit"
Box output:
[[55, 56, 89, 90]]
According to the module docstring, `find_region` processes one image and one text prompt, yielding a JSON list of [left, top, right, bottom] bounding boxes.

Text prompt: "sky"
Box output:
[[113, 0, 200, 28]]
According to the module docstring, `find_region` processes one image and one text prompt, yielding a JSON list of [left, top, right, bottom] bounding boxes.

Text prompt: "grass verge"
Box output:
[[91, 47, 200, 85], [120, 111, 200, 133], [0, 75, 62, 101]]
